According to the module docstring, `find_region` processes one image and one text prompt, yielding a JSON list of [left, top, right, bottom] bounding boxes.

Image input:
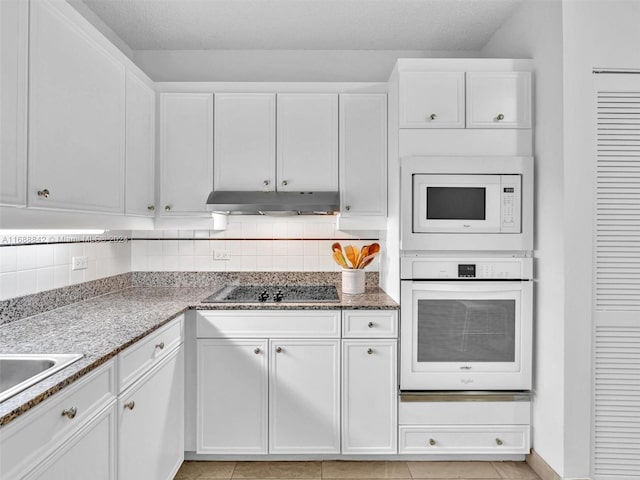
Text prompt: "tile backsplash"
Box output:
[[0, 217, 380, 301], [130, 218, 380, 273], [0, 241, 130, 301]]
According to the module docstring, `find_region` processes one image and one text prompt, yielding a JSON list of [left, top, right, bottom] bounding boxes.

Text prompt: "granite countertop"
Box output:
[[0, 285, 397, 427]]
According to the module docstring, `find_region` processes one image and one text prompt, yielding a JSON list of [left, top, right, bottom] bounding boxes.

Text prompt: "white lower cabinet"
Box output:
[[269, 339, 340, 454], [24, 404, 117, 480], [197, 339, 268, 454], [0, 360, 117, 480], [195, 310, 342, 455], [398, 399, 531, 455], [118, 322, 184, 480], [119, 346, 184, 480], [342, 340, 397, 454]]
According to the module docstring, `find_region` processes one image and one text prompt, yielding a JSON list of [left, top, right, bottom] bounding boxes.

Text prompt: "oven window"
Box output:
[[417, 299, 516, 362], [426, 187, 486, 220]]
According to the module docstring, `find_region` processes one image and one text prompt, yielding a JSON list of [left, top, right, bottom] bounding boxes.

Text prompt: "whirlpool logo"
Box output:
[[461, 378, 474, 385]]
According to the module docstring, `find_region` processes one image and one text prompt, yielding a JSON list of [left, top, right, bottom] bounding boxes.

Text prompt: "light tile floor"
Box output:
[[174, 460, 541, 480]]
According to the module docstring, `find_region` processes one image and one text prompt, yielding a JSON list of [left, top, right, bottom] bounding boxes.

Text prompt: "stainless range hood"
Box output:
[[206, 190, 340, 215]]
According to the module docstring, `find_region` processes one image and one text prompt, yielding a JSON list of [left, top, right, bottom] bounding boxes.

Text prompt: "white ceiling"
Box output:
[[80, 0, 522, 51]]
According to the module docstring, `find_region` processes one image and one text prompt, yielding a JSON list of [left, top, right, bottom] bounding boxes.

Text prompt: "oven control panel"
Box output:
[[401, 257, 533, 280]]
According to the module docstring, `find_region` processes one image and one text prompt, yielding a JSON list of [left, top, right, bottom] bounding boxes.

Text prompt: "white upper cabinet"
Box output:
[[214, 94, 276, 192], [276, 94, 339, 191], [399, 72, 465, 129], [125, 71, 155, 216], [466, 72, 532, 128], [159, 93, 214, 215], [0, 0, 28, 207], [28, 0, 125, 213], [339, 94, 387, 217]]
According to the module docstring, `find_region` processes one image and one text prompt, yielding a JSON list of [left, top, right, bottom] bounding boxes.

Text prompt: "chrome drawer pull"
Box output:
[[124, 401, 135, 410], [496, 438, 503, 446], [275, 347, 283, 353], [61, 407, 77, 419], [429, 438, 436, 446], [368, 321, 375, 328], [367, 348, 374, 355], [254, 348, 261, 354], [155, 341, 165, 350]]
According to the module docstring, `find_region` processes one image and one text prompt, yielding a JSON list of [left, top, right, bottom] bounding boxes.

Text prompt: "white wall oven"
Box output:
[[400, 257, 533, 391], [401, 156, 533, 251]]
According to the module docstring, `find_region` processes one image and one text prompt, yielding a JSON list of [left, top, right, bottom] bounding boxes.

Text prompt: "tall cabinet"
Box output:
[[28, 0, 126, 213], [0, 0, 28, 207], [159, 93, 214, 215]]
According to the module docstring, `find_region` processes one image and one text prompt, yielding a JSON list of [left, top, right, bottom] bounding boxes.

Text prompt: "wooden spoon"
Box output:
[[344, 245, 358, 268], [355, 245, 369, 269], [332, 250, 349, 269], [358, 252, 379, 269], [331, 242, 342, 253], [368, 242, 380, 255]]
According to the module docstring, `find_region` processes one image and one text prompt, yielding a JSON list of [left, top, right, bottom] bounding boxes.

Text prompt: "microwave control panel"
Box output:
[[499, 175, 521, 233]]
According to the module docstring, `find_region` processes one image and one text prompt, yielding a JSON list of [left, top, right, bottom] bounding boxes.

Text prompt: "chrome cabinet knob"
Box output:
[[496, 438, 503, 446], [263, 180, 270, 186], [345, 205, 351, 211], [37, 189, 50, 198], [281, 180, 288, 186], [124, 401, 135, 410], [61, 407, 77, 419], [367, 348, 374, 355], [496, 113, 505, 121], [147, 205, 155, 211], [164, 205, 171, 212], [254, 348, 261, 354], [368, 322, 374, 328], [155, 341, 165, 350], [275, 346, 283, 353], [429, 113, 437, 120], [429, 438, 436, 446]]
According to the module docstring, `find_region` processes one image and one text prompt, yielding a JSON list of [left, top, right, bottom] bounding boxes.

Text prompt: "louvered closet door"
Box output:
[[594, 74, 640, 479]]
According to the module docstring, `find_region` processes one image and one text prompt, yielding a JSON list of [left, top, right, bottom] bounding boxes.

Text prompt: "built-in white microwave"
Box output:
[[401, 156, 533, 251]]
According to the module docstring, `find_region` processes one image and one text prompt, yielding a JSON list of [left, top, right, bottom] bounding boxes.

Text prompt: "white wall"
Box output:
[[133, 49, 480, 82], [562, 1, 640, 477], [481, 1, 565, 475]]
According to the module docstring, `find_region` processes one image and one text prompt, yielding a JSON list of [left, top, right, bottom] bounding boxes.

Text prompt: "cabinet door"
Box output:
[[0, 0, 28, 206], [399, 72, 465, 128], [466, 72, 532, 128], [277, 94, 338, 191], [339, 94, 387, 217], [28, 0, 125, 213], [197, 339, 268, 454], [269, 339, 340, 454], [119, 347, 184, 480], [24, 404, 117, 480], [214, 94, 276, 191], [159, 93, 213, 215], [125, 70, 155, 216], [342, 340, 397, 454]]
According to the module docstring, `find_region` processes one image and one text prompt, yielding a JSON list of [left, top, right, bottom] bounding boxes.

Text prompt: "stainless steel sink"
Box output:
[[0, 353, 83, 403]]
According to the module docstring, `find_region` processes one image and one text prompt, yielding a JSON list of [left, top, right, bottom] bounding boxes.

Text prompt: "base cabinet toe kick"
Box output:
[[186, 309, 531, 459]]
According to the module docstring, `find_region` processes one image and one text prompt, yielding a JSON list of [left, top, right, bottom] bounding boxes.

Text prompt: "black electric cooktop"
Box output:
[[202, 285, 339, 303]]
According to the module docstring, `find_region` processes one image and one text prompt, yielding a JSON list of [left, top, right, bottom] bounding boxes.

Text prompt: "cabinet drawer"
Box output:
[[118, 315, 183, 392], [342, 310, 397, 338], [399, 425, 530, 455], [196, 310, 340, 338], [0, 359, 116, 479], [399, 400, 530, 425]]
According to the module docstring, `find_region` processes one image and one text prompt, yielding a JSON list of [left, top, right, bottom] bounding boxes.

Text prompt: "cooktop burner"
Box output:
[[202, 285, 339, 303]]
